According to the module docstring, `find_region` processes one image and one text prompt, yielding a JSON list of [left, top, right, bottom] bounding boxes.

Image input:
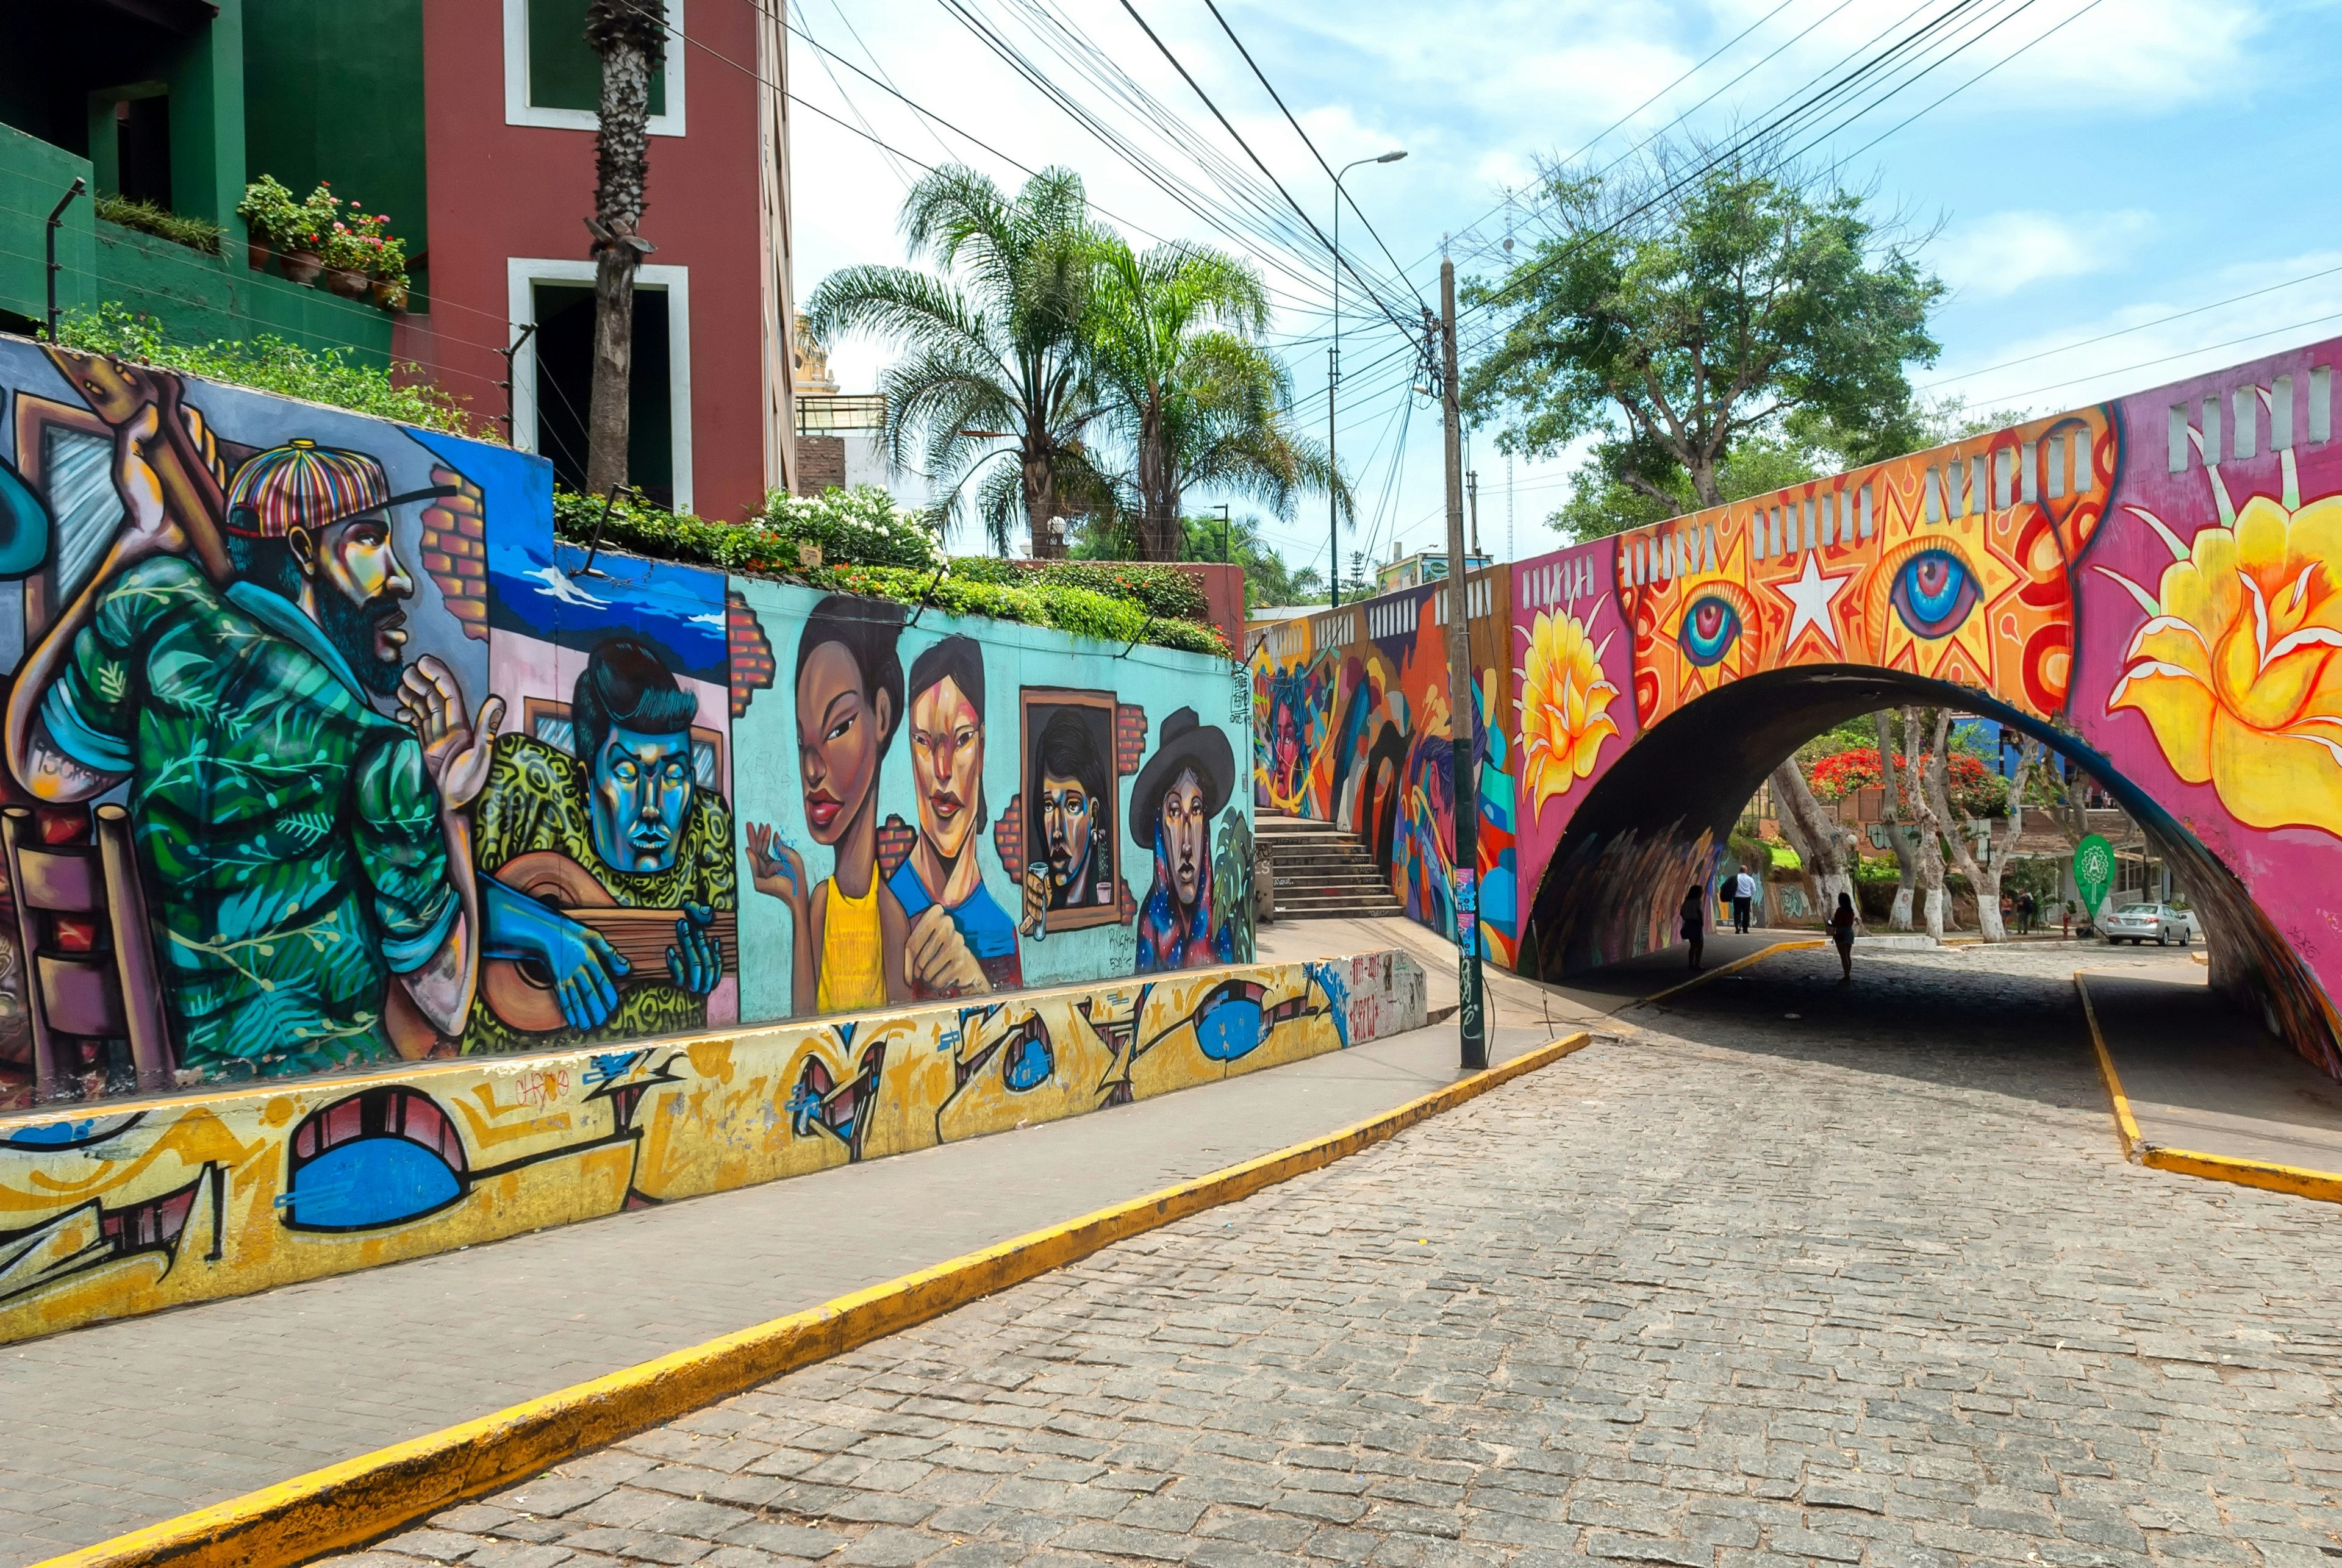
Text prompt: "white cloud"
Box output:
[[1933, 209, 2155, 301]]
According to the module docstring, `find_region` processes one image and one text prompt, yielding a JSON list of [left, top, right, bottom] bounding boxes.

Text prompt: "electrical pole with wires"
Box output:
[[1436, 259, 1486, 1070]]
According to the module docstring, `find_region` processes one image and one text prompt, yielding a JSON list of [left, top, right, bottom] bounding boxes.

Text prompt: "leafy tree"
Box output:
[[583, 0, 665, 497], [1086, 237, 1347, 561], [804, 166, 1109, 556], [1462, 137, 1943, 514], [1550, 432, 1830, 542]]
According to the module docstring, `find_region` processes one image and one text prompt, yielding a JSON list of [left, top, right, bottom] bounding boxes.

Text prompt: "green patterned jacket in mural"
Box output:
[[40, 556, 458, 1077], [465, 733, 735, 1053]]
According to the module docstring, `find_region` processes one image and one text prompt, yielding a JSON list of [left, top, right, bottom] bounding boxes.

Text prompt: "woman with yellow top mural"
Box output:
[[746, 595, 912, 1015]]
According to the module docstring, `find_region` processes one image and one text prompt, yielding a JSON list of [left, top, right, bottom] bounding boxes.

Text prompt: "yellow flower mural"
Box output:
[[2099, 449, 2342, 837], [1516, 607, 1619, 810]]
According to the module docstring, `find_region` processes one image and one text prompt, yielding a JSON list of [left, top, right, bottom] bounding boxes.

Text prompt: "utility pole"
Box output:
[[1466, 470, 1479, 559], [1327, 343, 1339, 606], [1437, 259, 1486, 1069]]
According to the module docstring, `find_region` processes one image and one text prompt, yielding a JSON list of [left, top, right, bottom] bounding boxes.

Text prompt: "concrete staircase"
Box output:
[[1259, 812, 1406, 921]]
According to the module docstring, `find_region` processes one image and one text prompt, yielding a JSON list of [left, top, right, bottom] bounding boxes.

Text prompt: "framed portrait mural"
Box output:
[[1020, 687, 1119, 932]]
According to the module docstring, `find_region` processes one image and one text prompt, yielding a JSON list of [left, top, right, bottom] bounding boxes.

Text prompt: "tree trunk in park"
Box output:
[[1769, 758, 1857, 931], [1022, 446, 1062, 559], [584, 1, 664, 499], [1927, 714, 2009, 942], [1898, 708, 1947, 940], [1134, 395, 1180, 562], [1872, 709, 1918, 929]]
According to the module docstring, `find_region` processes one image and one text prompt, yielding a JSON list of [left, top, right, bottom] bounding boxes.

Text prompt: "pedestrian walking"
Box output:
[[1829, 890, 1857, 982], [1680, 883, 1706, 972], [2018, 890, 2036, 934], [1731, 865, 1756, 934]]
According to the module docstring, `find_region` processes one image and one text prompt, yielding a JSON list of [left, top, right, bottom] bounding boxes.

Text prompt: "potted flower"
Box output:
[[235, 175, 316, 277], [368, 234, 410, 313], [318, 198, 387, 299]]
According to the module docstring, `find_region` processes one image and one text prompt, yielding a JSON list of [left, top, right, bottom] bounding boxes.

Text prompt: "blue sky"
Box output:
[[784, 0, 2337, 578]]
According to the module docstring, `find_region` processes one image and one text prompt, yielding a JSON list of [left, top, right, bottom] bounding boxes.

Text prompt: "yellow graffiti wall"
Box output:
[[0, 951, 1425, 1344]]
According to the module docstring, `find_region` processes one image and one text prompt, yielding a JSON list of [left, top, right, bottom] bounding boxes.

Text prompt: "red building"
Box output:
[[401, 0, 798, 518]]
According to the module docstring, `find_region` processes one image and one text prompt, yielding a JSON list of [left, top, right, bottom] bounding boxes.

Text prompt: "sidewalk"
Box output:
[[1, 995, 1624, 1567], [2085, 958, 2342, 1172]]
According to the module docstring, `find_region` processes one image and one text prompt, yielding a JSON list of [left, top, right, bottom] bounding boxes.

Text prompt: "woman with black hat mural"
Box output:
[[1131, 707, 1237, 973]]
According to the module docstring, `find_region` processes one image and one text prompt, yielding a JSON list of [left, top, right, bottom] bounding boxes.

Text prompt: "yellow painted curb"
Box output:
[[2074, 973, 2147, 1158], [1639, 939, 1826, 1006], [2074, 973, 2342, 1205], [35, 1029, 1596, 1568]]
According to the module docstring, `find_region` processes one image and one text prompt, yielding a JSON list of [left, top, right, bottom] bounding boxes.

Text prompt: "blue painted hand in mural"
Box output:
[[667, 903, 723, 995], [481, 878, 631, 1031]]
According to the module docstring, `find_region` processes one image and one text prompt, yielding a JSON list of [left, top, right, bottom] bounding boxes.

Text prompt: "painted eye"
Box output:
[[1678, 593, 1744, 668], [1889, 547, 1980, 638]]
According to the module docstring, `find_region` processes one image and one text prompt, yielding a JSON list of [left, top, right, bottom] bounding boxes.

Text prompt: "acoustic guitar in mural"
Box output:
[[483, 851, 737, 1033]]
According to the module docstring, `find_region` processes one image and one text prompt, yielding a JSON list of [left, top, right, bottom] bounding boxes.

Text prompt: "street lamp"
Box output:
[[1330, 148, 1406, 607]]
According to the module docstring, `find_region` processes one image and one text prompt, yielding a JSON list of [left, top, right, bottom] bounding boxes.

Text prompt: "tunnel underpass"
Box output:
[[1520, 665, 2342, 1079]]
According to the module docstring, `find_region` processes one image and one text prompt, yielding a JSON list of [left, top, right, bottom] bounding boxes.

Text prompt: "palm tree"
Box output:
[[1088, 238, 1348, 561], [803, 165, 1107, 556], [582, 0, 665, 498]]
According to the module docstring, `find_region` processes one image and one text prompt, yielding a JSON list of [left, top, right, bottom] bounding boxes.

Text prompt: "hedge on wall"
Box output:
[[551, 489, 1230, 660]]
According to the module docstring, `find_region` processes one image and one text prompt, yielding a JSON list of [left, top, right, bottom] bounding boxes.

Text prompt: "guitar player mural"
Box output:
[[476, 479, 740, 1051]]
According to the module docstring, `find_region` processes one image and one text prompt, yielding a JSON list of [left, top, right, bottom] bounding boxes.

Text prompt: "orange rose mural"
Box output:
[[1516, 607, 1619, 809], [2099, 447, 2342, 837]]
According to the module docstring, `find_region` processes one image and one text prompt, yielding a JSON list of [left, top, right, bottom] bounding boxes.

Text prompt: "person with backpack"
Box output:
[[1680, 883, 1706, 972], [1731, 865, 1756, 934]]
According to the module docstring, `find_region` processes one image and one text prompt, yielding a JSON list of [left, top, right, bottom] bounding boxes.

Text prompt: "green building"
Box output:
[[0, 0, 421, 363]]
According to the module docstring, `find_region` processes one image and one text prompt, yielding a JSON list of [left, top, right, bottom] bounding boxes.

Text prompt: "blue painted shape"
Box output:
[[0, 458, 51, 578], [1195, 997, 1264, 1062], [1003, 1030, 1053, 1091], [287, 1139, 463, 1230], [2, 1113, 141, 1150]]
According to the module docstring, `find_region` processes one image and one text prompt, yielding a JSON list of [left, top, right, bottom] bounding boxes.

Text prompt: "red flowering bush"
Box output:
[[1806, 746, 2005, 817]]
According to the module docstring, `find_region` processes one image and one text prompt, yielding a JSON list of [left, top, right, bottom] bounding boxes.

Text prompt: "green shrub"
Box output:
[[953, 559, 1211, 623], [94, 195, 224, 256], [50, 305, 480, 435], [753, 485, 943, 571], [550, 490, 1229, 660]]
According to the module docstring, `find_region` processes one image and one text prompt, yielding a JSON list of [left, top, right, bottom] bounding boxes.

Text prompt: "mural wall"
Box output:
[[1252, 338, 2342, 1075], [0, 337, 1252, 1110], [1252, 581, 1519, 964], [0, 950, 1425, 1342]]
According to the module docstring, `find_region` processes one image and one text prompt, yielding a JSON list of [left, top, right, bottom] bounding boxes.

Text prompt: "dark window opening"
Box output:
[[533, 282, 675, 512], [113, 93, 171, 208], [526, 0, 667, 115]]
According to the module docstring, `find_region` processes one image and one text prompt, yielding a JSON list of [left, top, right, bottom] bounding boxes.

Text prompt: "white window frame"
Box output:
[[504, 0, 687, 136], [507, 257, 695, 514]]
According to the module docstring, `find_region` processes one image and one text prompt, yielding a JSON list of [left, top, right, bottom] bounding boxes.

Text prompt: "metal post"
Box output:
[[45, 177, 86, 343], [1467, 469, 1479, 558], [1438, 259, 1486, 1070], [496, 322, 539, 444], [1217, 503, 1231, 564]]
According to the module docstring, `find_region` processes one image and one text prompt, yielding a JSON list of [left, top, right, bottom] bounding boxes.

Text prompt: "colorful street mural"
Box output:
[[0, 336, 1253, 1111], [1251, 582, 1518, 964], [1258, 340, 2342, 1078], [0, 950, 1425, 1342]]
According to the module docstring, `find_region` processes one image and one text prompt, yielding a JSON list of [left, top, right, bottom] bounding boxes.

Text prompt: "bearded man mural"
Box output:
[[1131, 707, 1236, 973], [2, 431, 499, 1075]]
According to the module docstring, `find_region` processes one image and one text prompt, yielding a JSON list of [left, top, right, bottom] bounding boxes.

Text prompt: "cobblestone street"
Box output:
[[344, 945, 2342, 1568]]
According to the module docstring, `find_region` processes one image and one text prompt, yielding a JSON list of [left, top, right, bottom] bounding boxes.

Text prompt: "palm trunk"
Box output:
[[1023, 447, 1062, 559], [1137, 399, 1178, 561], [586, 4, 660, 498]]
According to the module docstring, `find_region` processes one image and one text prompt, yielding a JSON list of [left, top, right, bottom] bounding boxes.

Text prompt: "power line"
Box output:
[[1194, 0, 1422, 311], [1111, 0, 1414, 334], [1922, 259, 2342, 393]]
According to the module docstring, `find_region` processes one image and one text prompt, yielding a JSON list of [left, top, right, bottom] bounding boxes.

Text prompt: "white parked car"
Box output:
[[2100, 903, 2197, 945]]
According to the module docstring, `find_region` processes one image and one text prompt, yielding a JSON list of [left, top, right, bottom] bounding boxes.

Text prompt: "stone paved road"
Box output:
[[338, 944, 2342, 1568]]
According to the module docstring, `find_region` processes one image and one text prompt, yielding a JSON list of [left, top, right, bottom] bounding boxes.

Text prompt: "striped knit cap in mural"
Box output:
[[224, 439, 391, 538]]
